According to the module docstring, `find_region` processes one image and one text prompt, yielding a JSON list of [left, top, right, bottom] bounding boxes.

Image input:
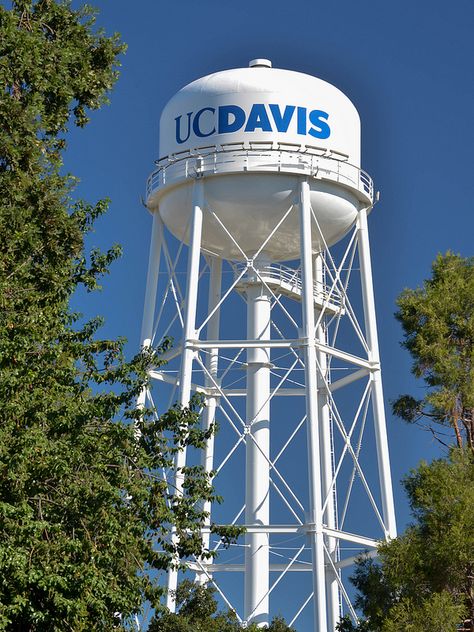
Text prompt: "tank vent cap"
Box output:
[[249, 58, 272, 68]]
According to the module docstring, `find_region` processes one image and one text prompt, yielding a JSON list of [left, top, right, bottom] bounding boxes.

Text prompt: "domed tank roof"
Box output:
[[159, 61, 361, 167]]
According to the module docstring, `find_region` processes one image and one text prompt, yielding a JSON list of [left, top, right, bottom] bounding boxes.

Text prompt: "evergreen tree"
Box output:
[[148, 581, 297, 632], [337, 253, 474, 631], [0, 1, 225, 629], [337, 449, 473, 631], [393, 253, 474, 452]]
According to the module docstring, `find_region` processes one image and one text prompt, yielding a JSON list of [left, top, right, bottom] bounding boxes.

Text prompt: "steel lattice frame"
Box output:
[[138, 176, 396, 631]]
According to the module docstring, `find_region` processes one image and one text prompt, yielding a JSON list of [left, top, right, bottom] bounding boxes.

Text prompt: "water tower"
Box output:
[[139, 60, 396, 631]]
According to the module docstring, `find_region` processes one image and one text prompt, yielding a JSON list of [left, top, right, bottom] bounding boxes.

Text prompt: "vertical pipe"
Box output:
[[315, 254, 340, 631], [167, 179, 204, 609], [356, 207, 397, 540], [196, 256, 222, 583], [245, 259, 271, 627], [137, 211, 163, 410], [299, 178, 328, 632]]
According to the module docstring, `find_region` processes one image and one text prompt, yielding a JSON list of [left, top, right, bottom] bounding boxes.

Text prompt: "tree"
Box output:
[[337, 449, 473, 631], [0, 1, 226, 629], [148, 581, 297, 632], [393, 253, 474, 453], [337, 254, 474, 631]]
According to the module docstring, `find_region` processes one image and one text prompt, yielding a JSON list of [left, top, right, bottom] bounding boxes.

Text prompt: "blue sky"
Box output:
[[65, 0, 474, 626]]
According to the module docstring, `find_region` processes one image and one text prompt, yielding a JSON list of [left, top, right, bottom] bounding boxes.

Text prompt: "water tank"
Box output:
[[146, 60, 373, 261]]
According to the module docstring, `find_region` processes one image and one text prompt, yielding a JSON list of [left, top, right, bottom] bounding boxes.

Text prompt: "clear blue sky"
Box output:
[[65, 0, 474, 625]]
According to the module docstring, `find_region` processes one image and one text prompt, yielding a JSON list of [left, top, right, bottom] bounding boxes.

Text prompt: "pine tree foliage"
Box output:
[[337, 450, 474, 631], [337, 254, 474, 631], [0, 2, 228, 629], [393, 253, 474, 452], [148, 581, 297, 632]]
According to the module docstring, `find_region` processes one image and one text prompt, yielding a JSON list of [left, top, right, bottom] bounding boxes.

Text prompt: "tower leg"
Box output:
[[244, 260, 271, 627], [167, 179, 204, 609], [137, 212, 163, 410], [299, 179, 328, 632], [315, 255, 340, 631], [197, 255, 222, 583], [356, 207, 397, 540]]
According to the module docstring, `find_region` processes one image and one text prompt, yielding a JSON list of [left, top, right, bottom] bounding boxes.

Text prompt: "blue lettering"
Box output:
[[175, 112, 192, 144], [193, 107, 216, 138], [245, 103, 272, 132], [297, 107, 307, 135], [175, 104, 331, 144], [269, 104, 296, 132], [308, 109, 330, 139], [218, 105, 246, 133]]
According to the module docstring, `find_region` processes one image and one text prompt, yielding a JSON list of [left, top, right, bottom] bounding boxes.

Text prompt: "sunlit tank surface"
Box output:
[[146, 60, 373, 261]]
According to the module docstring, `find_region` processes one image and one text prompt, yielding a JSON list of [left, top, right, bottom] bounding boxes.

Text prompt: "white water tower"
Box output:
[[139, 60, 396, 631]]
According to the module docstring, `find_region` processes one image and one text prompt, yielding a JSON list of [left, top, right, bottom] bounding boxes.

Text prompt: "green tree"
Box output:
[[0, 1, 225, 629], [393, 253, 474, 453], [337, 254, 474, 631], [148, 581, 297, 632], [337, 449, 473, 632]]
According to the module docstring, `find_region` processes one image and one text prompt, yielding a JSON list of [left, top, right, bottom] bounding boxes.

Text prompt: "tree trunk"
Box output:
[[461, 408, 474, 455], [452, 413, 464, 450]]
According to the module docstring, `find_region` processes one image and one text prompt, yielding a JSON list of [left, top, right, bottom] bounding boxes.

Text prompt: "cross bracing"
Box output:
[[138, 178, 396, 631]]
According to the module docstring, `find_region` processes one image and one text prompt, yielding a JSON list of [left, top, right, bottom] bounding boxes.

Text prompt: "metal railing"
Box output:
[[146, 146, 374, 203], [232, 261, 344, 310]]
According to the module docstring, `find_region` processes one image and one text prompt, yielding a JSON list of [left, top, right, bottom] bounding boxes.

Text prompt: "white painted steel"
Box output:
[[139, 61, 397, 632], [147, 150, 369, 261], [148, 61, 372, 261], [136, 212, 163, 411], [159, 65, 360, 163], [249, 58, 272, 68], [194, 339, 373, 369], [199, 524, 379, 547], [356, 208, 397, 540], [244, 261, 271, 626], [166, 180, 204, 609], [140, 212, 163, 349], [148, 149, 373, 200], [299, 179, 328, 632], [197, 255, 222, 583], [315, 254, 341, 630]]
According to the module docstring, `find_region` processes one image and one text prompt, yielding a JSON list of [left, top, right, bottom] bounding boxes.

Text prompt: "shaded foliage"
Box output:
[[339, 253, 474, 631], [148, 581, 297, 632], [337, 450, 473, 631], [0, 1, 229, 629]]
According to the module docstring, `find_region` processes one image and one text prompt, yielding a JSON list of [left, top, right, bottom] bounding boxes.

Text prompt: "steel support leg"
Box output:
[[196, 255, 222, 583], [314, 255, 340, 631], [137, 212, 163, 410], [167, 179, 204, 609], [300, 179, 328, 632], [356, 207, 397, 540]]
